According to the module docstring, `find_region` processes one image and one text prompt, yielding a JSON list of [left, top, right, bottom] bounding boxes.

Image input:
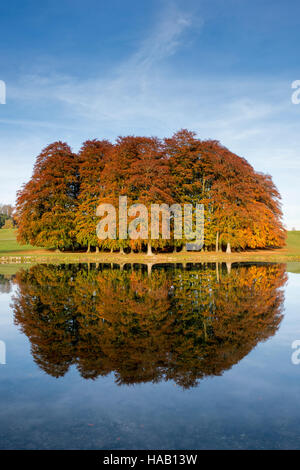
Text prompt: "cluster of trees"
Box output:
[[15, 130, 286, 253], [12, 262, 286, 387], [0, 204, 14, 229]]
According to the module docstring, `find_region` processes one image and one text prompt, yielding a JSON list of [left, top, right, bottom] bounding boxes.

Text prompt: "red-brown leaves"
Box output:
[[15, 131, 286, 251]]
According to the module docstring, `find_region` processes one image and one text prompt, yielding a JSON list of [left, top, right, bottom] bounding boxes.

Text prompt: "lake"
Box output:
[[0, 262, 299, 449]]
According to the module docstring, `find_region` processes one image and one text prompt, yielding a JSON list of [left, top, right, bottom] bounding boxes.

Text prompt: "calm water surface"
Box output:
[[0, 262, 299, 450]]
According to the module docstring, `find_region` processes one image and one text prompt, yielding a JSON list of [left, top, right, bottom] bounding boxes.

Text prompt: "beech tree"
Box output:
[[201, 140, 285, 251], [98, 136, 176, 254], [124, 136, 175, 255], [15, 142, 79, 250], [167, 130, 285, 252], [75, 139, 113, 252]]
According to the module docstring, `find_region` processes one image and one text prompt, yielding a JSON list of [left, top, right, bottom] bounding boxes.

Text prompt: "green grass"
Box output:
[[0, 229, 42, 254], [286, 262, 300, 274], [286, 231, 300, 254], [0, 264, 31, 275], [285, 232, 300, 273]]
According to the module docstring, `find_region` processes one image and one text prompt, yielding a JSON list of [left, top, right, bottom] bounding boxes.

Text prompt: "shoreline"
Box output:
[[1, 249, 300, 266]]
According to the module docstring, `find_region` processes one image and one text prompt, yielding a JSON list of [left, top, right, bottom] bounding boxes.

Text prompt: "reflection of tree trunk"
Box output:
[[86, 242, 90, 253], [147, 263, 152, 276], [226, 242, 231, 254], [216, 231, 219, 252], [226, 262, 232, 274], [203, 319, 208, 342], [216, 262, 219, 282], [147, 241, 153, 256]]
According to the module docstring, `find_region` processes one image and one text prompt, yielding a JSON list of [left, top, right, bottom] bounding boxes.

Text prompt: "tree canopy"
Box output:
[[15, 130, 286, 252]]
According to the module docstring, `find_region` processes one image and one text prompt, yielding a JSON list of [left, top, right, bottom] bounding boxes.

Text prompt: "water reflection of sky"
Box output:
[[0, 267, 299, 449]]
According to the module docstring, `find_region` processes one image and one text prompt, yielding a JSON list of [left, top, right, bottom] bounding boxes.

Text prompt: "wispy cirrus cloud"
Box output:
[[126, 6, 198, 70]]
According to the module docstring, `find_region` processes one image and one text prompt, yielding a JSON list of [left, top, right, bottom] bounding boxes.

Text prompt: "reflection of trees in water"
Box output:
[[12, 263, 287, 388], [0, 274, 12, 294]]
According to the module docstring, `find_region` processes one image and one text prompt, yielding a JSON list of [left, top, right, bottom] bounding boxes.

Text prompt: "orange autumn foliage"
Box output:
[[12, 263, 286, 388], [15, 130, 286, 252]]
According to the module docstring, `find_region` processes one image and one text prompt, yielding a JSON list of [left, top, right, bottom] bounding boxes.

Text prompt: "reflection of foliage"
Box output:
[[0, 274, 12, 294], [12, 263, 286, 388]]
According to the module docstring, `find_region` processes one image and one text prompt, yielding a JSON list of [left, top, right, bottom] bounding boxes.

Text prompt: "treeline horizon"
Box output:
[[0, 204, 15, 230], [15, 129, 286, 253]]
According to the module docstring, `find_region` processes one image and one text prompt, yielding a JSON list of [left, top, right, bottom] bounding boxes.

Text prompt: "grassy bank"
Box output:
[[1, 229, 300, 268], [0, 229, 45, 254]]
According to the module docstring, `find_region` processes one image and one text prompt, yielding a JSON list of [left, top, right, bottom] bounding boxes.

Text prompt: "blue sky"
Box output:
[[0, 0, 299, 228]]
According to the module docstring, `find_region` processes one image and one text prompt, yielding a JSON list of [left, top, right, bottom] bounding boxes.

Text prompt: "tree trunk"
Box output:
[[86, 242, 90, 253], [216, 231, 219, 252], [226, 242, 231, 254], [95, 246, 99, 253], [147, 241, 153, 256], [120, 246, 124, 255], [173, 245, 177, 253], [203, 319, 208, 342], [110, 248, 113, 253]]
